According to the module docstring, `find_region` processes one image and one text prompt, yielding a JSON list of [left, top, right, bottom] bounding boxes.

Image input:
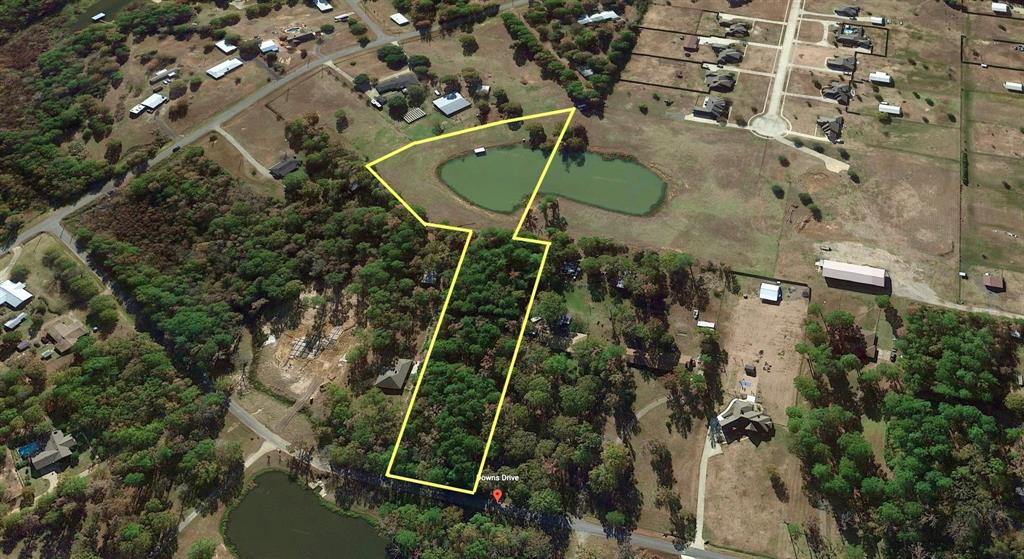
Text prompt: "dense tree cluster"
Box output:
[[1, 335, 242, 558], [787, 306, 1024, 557], [389, 0, 498, 29], [377, 503, 554, 558], [389, 230, 544, 488]]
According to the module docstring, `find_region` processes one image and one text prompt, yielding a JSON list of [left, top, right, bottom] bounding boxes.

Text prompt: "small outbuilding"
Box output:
[[759, 282, 781, 303], [682, 34, 700, 52], [577, 10, 620, 25], [868, 71, 893, 85], [1005, 81, 1023, 93], [269, 159, 301, 179], [314, 0, 333, 12], [215, 39, 237, 54], [992, 2, 1011, 14], [984, 273, 1006, 292], [374, 359, 413, 393], [878, 102, 902, 115], [432, 92, 471, 116], [4, 312, 27, 330], [259, 39, 279, 54], [389, 12, 410, 25], [403, 107, 427, 123]]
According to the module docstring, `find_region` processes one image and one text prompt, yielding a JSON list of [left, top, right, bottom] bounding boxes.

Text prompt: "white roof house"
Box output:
[[140, 93, 167, 111], [696, 320, 716, 330], [0, 280, 33, 309], [869, 16, 885, 25], [390, 12, 410, 25], [207, 58, 244, 79], [315, 0, 333, 12], [577, 10, 620, 25], [4, 312, 27, 330], [992, 2, 1010, 14], [215, 39, 237, 54], [432, 92, 471, 116], [1005, 81, 1023, 92], [819, 260, 887, 287], [129, 104, 146, 116], [759, 283, 781, 302], [334, 12, 354, 21], [259, 39, 279, 53], [878, 102, 902, 115], [868, 71, 893, 85]]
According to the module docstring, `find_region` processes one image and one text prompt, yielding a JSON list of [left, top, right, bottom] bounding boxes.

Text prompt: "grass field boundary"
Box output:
[[367, 107, 577, 495]]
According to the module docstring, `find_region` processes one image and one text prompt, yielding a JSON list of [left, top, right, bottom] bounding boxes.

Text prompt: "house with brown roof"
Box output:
[[984, 273, 1006, 292], [45, 316, 87, 354]]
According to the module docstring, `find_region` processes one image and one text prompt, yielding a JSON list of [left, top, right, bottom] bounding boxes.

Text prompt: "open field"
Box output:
[[963, 38, 1024, 69], [659, 0, 790, 22], [786, 67, 850, 97], [723, 74, 771, 124], [961, 183, 1024, 272], [622, 55, 709, 91], [642, 4, 704, 33], [736, 44, 780, 73], [201, 132, 284, 198], [964, 12, 1024, 41], [797, 19, 827, 43], [703, 431, 837, 559], [843, 113, 960, 160], [636, 28, 718, 63], [963, 64, 1024, 94]]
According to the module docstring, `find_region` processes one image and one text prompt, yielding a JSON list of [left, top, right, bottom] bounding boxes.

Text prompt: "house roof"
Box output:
[[827, 55, 856, 71], [821, 81, 853, 104], [403, 107, 427, 123], [819, 260, 886, 287], [390, 12, 410, 25], [45, 316, 87, 353], [260, 39, 279, 53], [375, 70, 419, 94], [207, 58, 243, 79], [374, 359, 413, 391], [816, 116, 844, 143], [984, 274, 1005, 290], [432, 92, 471, 116], [705, 72, 735, 91], [30, 430, 76, 470], [694, 95, 728, 118], [269, 159, 300, 179], [141, 93, 167, 110], [716, 398, 774, 441], [577, 10, 620, 24], [4, 312, 27, 330], [716, 48, 743, 63], [682, 35, 699, 50], [215, 39, 237, 54], [759, 283, 781, 301], [835, 5, 860, 16], [0, 280, 33, 309]]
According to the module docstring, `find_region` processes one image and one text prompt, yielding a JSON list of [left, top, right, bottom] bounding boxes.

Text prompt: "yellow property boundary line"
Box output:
[[366, 107, 576, 495]]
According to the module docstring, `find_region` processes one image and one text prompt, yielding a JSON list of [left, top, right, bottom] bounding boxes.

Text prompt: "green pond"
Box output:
[[438, 146, 666, 215], [224, 471, 386, 559]]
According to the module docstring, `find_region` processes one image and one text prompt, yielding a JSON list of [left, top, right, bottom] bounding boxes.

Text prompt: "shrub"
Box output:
[[777, 155, 789, 167], [638, 104, 648, 114], [770, 184, 785, 199], [320, 23, 335, 34], [798, 192, 813, 205], [808, 203, 822, 221]]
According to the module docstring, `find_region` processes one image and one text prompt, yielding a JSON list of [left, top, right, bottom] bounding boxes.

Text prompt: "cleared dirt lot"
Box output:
[[622, 55, 709, 90], [724, 73, 772, 123], [965, 12, 1024, 41], [963, 64, 1024, 94], [636, 28, 717, 62], [963, 38, 1024, 69], [642, 4, 704, 32], [201, 132, 283, 198], [969, 121, 1024, 158], [661, 0, 790, 22], [719, 281, 807, 421], [736, 44, 779, 73], [782, 94, 843, 137], [797, 18, 828, 43]]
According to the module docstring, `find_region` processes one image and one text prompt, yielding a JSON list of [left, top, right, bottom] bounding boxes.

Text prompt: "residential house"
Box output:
[[705, 71, 736, 92], [206, 58, 244, 79], [834, 5, 860, 17], [45, 316, 87, 354], [269, 159, 300, 179], [693, 95, 729, 120], [30, 430, 76, 472], [827, 55, 856, 72], [816, 115, 844, 143], [716, 47, 744, 64], [432, 92, 471, 117], [759, 282, 781, 303], [821, 81, 853, 104], [984, 273, 1006, 292], [818, 259, 887, 287], [833, 24, 872, 49], [716, 398, 774, 442], [0, 280, 32, 309], [374, 359, 413, 393]]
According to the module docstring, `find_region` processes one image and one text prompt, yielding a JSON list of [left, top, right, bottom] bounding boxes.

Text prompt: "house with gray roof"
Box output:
[[821, 81, 853, 104], [374, 359, 413, 393], [834, 5, 860, 17], [833, 24, 872, 49], [704, 71, 736, 92], [723, 22, 750, 37], [30, 430, 76, 472], [827, 55, 857, 72], [716, 398, 774, 443], [715, 47, 744, 64], [369, 70, 419, 97], [817, 116, 844, 143], [432, 92, 471, 117], [693, 95, 729, 120]]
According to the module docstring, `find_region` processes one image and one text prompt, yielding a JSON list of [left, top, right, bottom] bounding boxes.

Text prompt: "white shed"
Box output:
[[868, 71, 893, 85], [869, 16, 885, 25], [140, 93, 167, 111], [696, 320, 716, 330], [878, 102, 902, 115], [992, 2, 1010, 14], [390, 12, 410, 25], [259, 39, 279, 53], [215, 39, 237, 54], [315, 0, 333, 12], [207, 58, 244, 79], [759, 283, 781, 302], [1005, 81, 1023, 93]]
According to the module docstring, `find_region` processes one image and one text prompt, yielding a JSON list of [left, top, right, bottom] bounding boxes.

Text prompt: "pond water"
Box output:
[[68, 0, 139, 31], [438, 145, 667, 215], [224, 471, 387, 559]]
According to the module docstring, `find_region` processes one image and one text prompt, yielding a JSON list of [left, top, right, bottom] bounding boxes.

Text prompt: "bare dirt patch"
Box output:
[[963, 38, 1024, 69], [661, 0, 789, 22], [718, 282, 807, 421], [797, 19, 827, 43], [623, 55, 710, 90], [642, 4, 704, 32], [969, 121, 1024, 158], [201, 132, 284, 198], [736, 44, 779, 73]]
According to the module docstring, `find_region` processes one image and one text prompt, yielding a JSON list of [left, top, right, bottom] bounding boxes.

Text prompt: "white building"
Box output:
[[207, 58, 244, 79], [868, 71, 893, 85], [390, 12, 410, 25], [334, 12, 354, 21], [1005, 81, 1023, 93], [992, 2, 1010, 14], [878, 102, 902, 115], [0, 280, 33, 309], [140, 93, 167, 111], [315, 0, 333, 12], [818, 260, 887, 287], [3, 312, 27, 330], [215, 39, 237, 54], [759, 283, 781, 303], [869, 16, 885, 25], [696, 320, 716, 330], [432, 92, 471, 116], [259, 39, 279, 54], [577, 10, 620, 25]]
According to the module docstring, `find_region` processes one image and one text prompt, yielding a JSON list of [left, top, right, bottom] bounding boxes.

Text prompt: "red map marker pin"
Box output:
[[491, 488, 503, 503]]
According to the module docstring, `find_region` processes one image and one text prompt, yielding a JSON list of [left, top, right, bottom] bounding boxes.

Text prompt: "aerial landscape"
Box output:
[[0, 0, 1023, 556]]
